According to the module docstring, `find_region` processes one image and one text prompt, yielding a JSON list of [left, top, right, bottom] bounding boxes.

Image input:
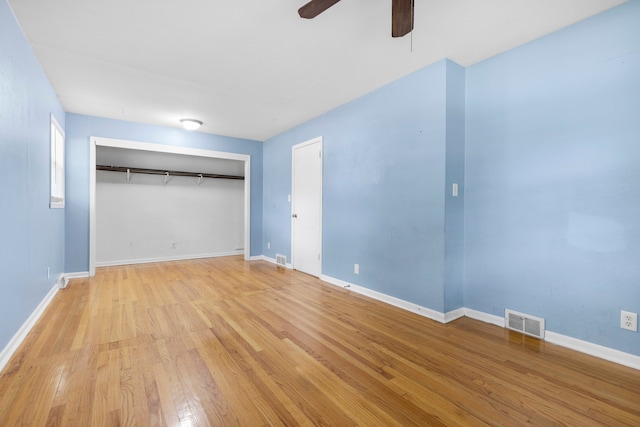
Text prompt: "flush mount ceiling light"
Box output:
[[180, 118, 203, 131]]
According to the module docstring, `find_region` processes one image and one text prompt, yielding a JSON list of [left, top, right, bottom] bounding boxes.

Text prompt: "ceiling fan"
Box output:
[[298, 0, 415, 38]]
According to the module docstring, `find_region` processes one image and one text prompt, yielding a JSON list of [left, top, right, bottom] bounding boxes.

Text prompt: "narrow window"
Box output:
[[50, 115, 65, 208]]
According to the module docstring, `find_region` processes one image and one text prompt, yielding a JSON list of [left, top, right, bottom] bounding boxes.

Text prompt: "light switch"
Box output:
[[452, 183, 459, 197]]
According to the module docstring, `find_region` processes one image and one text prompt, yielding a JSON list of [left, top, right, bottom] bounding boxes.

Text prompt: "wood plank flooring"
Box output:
[[0, 256, 639, 426]]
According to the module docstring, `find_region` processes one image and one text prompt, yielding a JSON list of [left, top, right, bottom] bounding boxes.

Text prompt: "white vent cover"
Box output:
[[505, 309, 545, 339], [275, 254, 287, 267], [57, 273, 69, 289]]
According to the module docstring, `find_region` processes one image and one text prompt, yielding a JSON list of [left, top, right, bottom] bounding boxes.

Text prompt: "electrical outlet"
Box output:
[[267, 242, 270, 249], [621, 311, 638, 332], [354, 264, 359, 275]]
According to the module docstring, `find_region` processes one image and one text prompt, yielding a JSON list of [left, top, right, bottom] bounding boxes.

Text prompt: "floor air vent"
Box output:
[[275, 254, 287, 267], [505, 309, 545, 339], [57, 274, 69, 289]]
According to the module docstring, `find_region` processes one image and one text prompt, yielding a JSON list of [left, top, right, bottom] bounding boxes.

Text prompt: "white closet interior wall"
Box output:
[[95, 147, 245, 266]]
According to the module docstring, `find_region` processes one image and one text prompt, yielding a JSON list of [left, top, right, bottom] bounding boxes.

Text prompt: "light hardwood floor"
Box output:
[[0, 256, 638, 426]]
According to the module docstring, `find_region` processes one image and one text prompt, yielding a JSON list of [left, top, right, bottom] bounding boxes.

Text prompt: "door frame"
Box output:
[[89, 137, 251, 276], [291, 136, 323, 276]]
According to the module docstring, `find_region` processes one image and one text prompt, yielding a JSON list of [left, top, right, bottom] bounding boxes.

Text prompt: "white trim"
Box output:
[[260, 255, 293, 269], [261, 255, 276, 264], [89, 137, 252, 277], [95, 251, 243, 267], [64, 271, 90, 280], [291, 136, 323, 277], [243, 157, 251, 262], [50, 114, 65, 209], [50, 199, 65, 209], [320, 275, 447, 323], [545, 331, 640, 371], [90, 139, 96, 276], [236, 260, 640, 370], [463, 308, 505, 327], [91, 137, 250, 161], [276, 268, 640, 370], [78, 250, 640, 370], [0, 284, 59, 373], [463, 308, 639, 370], [444, 307, 466, 323]]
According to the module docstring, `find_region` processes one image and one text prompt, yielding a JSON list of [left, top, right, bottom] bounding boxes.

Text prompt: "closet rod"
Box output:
[[96, 165, 244, 180]]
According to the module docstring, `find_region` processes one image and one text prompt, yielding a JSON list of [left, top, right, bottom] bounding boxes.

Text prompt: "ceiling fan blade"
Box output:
[[298, 0, 341, 19], [392, 0, 414, 37]]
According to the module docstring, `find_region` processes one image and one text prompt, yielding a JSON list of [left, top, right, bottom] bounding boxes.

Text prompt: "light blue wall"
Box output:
[[264, 60, 466, 312], [465, 1, 640, 355], [64, 114, 263, 273], [2, 0, 637, 361], [0, 0, 65, 349], [444, 62, 466, 312]]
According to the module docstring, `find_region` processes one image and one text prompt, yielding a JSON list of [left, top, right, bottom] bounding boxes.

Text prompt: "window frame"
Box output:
[[50, 114, 65, 209]]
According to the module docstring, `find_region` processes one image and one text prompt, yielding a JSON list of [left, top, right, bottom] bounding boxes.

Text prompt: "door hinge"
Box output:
[[317, 254, 321, 260], [319, 151, 322, 158]]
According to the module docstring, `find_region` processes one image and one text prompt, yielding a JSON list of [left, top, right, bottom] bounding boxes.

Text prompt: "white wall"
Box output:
[[96, 171, 244, 266]]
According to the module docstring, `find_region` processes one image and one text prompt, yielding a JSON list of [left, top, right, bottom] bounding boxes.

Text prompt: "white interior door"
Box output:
[[292, 137, 323, 277]]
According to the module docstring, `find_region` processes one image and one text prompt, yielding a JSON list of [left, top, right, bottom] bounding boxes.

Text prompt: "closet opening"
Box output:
[[89, 137, 251, 276]]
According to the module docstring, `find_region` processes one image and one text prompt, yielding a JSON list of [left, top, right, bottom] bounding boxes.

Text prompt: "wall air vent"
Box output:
[[275, 254, 287, 267], [505, 309, 545, 339]]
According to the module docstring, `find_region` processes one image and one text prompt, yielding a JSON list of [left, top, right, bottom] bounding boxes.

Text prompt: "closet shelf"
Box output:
[[96, 165, 244, 181]]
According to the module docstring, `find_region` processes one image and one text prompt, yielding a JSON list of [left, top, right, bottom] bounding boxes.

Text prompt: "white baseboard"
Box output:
[[463, 309, 640, 370], [445, 307, 466, 323], [463, 309, 639, 370], [0, 284, 59, 373], [545, 331, 640, 371], [320, 275, 449, 323], [7, 263, 637, 377], [315, 276, 639, 371], [259, 255, 293, 269], [464, 308, 505, 327], [96, 251, 243, 267], [65, 271, 90, 279]]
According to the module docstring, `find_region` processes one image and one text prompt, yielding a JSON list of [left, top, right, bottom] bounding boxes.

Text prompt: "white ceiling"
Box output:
[[9, 0, 625, 141]]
